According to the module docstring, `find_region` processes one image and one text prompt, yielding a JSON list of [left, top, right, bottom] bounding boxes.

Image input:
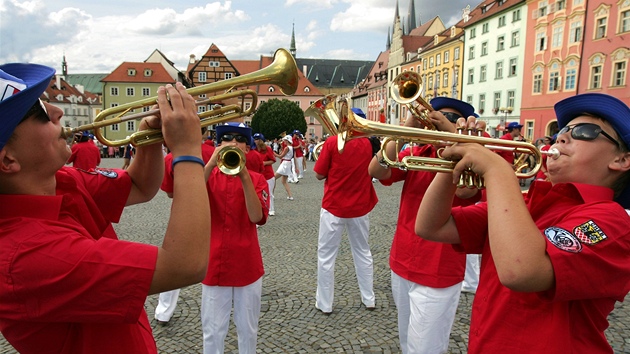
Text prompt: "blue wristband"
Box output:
[[172, 155, 205, 169]]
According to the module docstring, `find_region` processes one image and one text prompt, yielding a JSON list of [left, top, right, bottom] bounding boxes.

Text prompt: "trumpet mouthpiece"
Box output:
[[545, 148, 560, 160]]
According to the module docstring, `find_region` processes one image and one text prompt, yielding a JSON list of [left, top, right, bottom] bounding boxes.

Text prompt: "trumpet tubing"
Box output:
[[304, 94, 340, 137], [63, 48, 299, 147]]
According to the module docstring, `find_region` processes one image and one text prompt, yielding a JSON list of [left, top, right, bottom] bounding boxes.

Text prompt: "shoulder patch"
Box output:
[[95, 168, 118, 179], [544, 227, 582, 253], [573, 220, 607, 245]]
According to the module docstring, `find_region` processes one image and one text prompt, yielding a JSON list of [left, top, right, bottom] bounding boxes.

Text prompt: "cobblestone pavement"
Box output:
[[1, 157, 629, 353]]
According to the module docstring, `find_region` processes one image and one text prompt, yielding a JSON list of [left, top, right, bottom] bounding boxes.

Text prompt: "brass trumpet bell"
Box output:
[[390, 71, 435, 130], [63, 48, 299, 147], [304, 94, 340, 160], [217, 146, 246, 175]]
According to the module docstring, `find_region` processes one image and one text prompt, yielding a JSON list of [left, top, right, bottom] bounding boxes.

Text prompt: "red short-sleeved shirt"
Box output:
[[313, 136, 377, 218], [292, 137, 304, 158], [452, 181, 630, 353], [256, 145, 276, 180], [202, 169, 269, 287], [245, 149, 265, 175], [0, 167, 158, 354], [161, 143, 215, 194], [68, 141, 101, 171], [380, 145, 481, 288], [496, 133, 515, 164], [535, 144, 551, 180]]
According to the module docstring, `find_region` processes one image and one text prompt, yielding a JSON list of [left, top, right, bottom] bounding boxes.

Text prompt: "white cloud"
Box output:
[[284, 0, 338, 8], [329, 3, 392, 33]]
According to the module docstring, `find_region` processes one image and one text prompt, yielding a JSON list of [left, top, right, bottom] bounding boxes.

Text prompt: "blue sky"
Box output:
[[1, 0, 472, 73]]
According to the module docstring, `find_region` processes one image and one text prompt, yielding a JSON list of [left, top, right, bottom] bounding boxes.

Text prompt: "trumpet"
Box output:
[[62, 48, 299, 147], [390, 71, 435, 130], [217, 146, 246, 175], [304, 94, 339, 160]]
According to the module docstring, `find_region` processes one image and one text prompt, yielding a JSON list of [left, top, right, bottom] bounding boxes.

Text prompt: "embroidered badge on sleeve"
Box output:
[[573, 220, 607, 245], [544, 227, 582, 253], [95, 168, 118, 179]]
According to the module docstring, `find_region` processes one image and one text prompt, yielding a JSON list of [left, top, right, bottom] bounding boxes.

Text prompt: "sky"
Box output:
[[0, 0, 473, 74]]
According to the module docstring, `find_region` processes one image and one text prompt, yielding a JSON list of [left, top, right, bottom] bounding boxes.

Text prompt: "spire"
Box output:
[[393, 0, 399, 27], [408, 0, 417, 31], [61, 53, 68, 76], [290, 22, 296, 57], [386, 26, 391, 50]]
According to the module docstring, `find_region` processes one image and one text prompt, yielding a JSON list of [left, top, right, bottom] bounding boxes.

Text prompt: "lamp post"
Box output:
[[499, 106, 513, 131]]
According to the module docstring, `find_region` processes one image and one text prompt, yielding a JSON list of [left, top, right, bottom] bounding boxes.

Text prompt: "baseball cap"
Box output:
[[215, 122, 252, 144], [0, 63, 55, 150], [430, 97, 475, 119], [351, 108, 366, 119], [253, 133, 265, 141], [292, 129, 301, 135], [507, 122, 523, 130]]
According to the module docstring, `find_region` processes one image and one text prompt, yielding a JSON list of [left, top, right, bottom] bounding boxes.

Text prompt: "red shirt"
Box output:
[[68, 141, 101, 170], [380, 145, 481, 288], [245, 149, 265, 175], [292, 136, 304, 158], [0, 167, 158, 354], [535, 144, 551, 180], [256, 145, 277, 180], [314, 136, 377, 218], [161, 143, 215, 194], [202, 169, 269, 287], [497, 133, 515, 164], [452, 181, 630, 353]]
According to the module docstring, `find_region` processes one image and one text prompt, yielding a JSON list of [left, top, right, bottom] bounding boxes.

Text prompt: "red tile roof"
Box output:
[[101, 62, 174, 83]]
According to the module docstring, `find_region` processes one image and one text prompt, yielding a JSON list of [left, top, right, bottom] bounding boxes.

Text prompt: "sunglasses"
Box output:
[[220, 134, 248, 143], [558, 123, 620, 147], [21, 99, 50, 124], [440, 111, 462, 124]]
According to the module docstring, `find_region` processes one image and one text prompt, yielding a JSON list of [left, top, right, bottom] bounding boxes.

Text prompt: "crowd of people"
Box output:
[[1, 61, 629, 354]]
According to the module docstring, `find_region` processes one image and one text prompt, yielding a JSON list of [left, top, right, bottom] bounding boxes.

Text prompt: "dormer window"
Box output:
[[304, 86, 310, 93], [56, 94, 63, 101], [128, 69, 136, 76], [268, 86, 275, 92], [434, 35, 439, 45], [144, 69, 152, 77]]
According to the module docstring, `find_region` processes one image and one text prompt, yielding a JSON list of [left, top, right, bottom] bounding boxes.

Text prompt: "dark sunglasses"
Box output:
[[220, 134, 248, 143], [440, 111, 462, 124], [21, 99, 50, 124], [558, 123, 620, 147]]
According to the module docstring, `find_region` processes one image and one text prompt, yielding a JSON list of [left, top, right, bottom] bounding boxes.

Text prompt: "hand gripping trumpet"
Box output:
[[61, 48, 299, 147]]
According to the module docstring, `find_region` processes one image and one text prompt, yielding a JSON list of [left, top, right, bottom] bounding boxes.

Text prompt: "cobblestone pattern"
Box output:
[[0, 157, 628, 353]]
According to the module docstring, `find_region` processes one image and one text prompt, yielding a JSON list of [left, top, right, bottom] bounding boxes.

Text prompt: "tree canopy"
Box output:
[[251, 98, 307, 140]]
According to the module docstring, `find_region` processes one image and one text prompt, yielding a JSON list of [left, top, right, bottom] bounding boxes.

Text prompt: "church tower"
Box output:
[[290, 23, 297, 57]]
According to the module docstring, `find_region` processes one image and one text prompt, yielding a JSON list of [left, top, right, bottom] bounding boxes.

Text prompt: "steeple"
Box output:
[[290, 22, 296, 57], [393, 0, 400, 26], [408, 0, 417, 31], [386, 26, 391, 50], [61, 54, 68, 76]]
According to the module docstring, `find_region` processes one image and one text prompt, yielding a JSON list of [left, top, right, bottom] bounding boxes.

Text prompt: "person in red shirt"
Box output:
[[416, 93, 630, 354], [497, 122, 523, 165], [535, 135, 554, 181], [0, 63, 210, 354], [201, 122, 269, 354], [369, 97, 481, 354], [291, 129, 305, 180], [314, 107, 378, 314], [245, 137, 265, 175], [253, 133, 277, 216], [67, 130, 101, 170]]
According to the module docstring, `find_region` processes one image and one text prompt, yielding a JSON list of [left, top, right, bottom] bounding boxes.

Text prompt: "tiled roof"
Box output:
[[296, 58, 373, 88], [460, 0, 526, 28], [65, 74, 107, 95], [101, 62, 174, 83]]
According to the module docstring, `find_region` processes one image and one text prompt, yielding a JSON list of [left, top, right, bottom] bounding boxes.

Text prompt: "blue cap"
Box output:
[[507, 122, 523, 130], [555, 93, 630, 208], [292, 129, 301, 135], [430, 97, 475, 118], [253, 133, 265, 141], [0, 63, 55, 150], [216, 122, 252, 144], [351, 108, 366, 119]]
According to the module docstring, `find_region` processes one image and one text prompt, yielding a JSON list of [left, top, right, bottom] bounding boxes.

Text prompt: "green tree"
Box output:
[[251, 98, 307, 139]]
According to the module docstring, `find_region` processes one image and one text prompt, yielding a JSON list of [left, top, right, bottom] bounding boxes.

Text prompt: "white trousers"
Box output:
[[316, 209, 374, 312], [266, 177, 275, 213], [295, 156, 304, 177], [154, 289, 181, 322], [201, 278, 262, 354], [391, 271, 461, 354], [462, 254, 480, 292]]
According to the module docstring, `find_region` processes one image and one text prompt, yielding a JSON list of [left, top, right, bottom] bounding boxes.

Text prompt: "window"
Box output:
[[469, 28, 476, 39], [436, 72, 442, 89], [552, 26, 563, 47], [143, 69, 152, 77], [208, 61, 220, 67], [268, 86, 275, 93], [507, 91, 515, 108], [479, 94, 486, 111], [469, 46, 475, 60], [127, 69, 136, 76], [496, 61, 504, 79], [111, 123, 119, 131], [511, 31, 520, 47], [468, 68, 475, 84], [533, 73, 543, 93], [536, 32, 547, 51], [467, 95, 474, 105], [454, 48, 460, 60], [565, 68, 576, 90], [497, 36, 505, 51], [595, 17, 607, 39], [199, 72, 207, 82], [549, 71, 560, 91], [443, 71, 449, 87], [430, 57, 434, 68], [569, 21, 583, 43], [142, 106, 151, 113], [110, 87, 119, 96], [556, 0, 566, 11], [590, 65, 602, 89], [480, 65, 487, 82], [126, 87, 135, 96], [509, 58, 518, 76], [513, 9, 521, 22], [436, 54, 441, 65], [224, 73, 233, 80], [142, 87, 150, 96], [620, 10, 630, 33], [538, 1, 548, 17], [481, 42, 488, 56], [126, 121, 135, 132], [423, 59, 428, 70], [482, 23, 489, 33], [613, 61, 627, 86], [494, 92, 502, 109], [444, 50, 450, 63], [574, 0, 583, 4], [498, 15, 506, 27]]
